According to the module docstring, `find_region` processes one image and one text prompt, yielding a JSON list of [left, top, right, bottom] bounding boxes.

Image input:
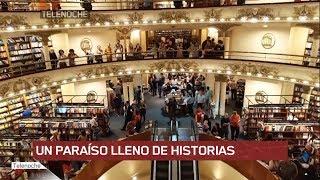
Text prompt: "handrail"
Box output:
[[0, 50, 319, 81], [245, 94, 310, 107], [0, 0, 317, 12]]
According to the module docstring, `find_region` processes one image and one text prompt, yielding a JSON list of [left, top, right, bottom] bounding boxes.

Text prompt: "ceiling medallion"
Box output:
[[261, 33, 275, 49]]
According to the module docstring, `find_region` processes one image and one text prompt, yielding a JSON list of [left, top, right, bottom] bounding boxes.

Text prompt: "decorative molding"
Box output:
[[204, 9, 223, 20], [0, 83, 10, 96], [237, 8, 274, 19], [0, 15, 30, 27], [293, 5, 317, 17], [127, 12, 144, 23], [215, 74, 228, 82], [46, 18, 64, 27], [227, 64, 278, 76], [12, 79, 31, 92], [114, 27, 133, 39], [78, 64, 125, 76], [158, 11, 190, 22], [28, 31, 61, 45], [214, 23, 241, 33], [149, 60, 198, 71], [81, 14, 113, 25]]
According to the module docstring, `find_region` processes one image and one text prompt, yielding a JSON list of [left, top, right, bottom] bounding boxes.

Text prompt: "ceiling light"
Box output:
[[72, 78, 77, 82], [240, 17, 247, 22], [31, 86, 37, 90], [263, 24, 268, 28], [220, 18, 225, 22], [152, 20, 157, 24], [6, 26, 14, 31], [189, 69, 194, 72], [43, 25, 49, 29], [302, 80, 309, 84], [180, 68, 185, 72], [145, 70, 150, 73], [275, 17, 281, 21], [95, 22, 101, 26], [19, 89, 26, 94], [172, 69, 176, 72], [65, 24, 70, 28], [0, 96, 2, 100], [8, 92, 14, 97], [105, 22, 110, 26], [52, 82, 57, 86], [31, 25, 37, 29], [109, 73, 114, 76], [190, 19, 195, 23], [162, 20, 167, 23], [75, 23, 80, 27], [118, 72, 123, 75], [315, 83, 320, 87], [100, 74, 105, 77], [81, 76, 87, 80], [250, 17, 258, 23], [180, 19, 186, 23], [246, 72, 252, 76], [200, 19, 205, 22], [279, 77, 285, 80], [236, 72, 242, 75], [171, 20, 176, 24], [124, 21, 129, 25], [230, 18, 236, 22], [162, 69, 167, 72], [313, 16, 319, 20], [85, 23, 91, 26], [298, 16, 307, 22], [262, 16, 269, 22], [133, 21, 139, 24], [54, 24, 59, 28], [268, 75, 274, 79], [19, 26, 26, 30], [127, 71, 132, 74], [143, 20, 148, 24], [216, 70, 221, 73], [91, 75, 96, 78], [115, 22, 120, 25], [257, 73, 263, 77], [290, 78, 296, 82], [226, 70, 232, 75], [62, 80, 67, 84], [199, 69, 203, 72], [136, 70, 141, 74], [286, 17, 293, 21], [42, 84, 47, 88]]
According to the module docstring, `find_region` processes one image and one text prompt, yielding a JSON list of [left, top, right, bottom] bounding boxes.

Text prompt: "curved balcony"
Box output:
[[0, 0, 318, 12]]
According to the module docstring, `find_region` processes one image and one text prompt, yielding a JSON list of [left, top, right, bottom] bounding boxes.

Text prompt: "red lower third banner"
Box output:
[[32, 141, 288, 161]]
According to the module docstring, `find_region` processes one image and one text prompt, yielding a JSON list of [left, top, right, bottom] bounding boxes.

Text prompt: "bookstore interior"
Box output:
[[0, 0, 320, 180]]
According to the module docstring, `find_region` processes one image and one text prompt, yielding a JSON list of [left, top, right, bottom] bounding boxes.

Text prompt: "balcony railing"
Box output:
[[0, 50, 319, 81], [0, 0, 318, 12]]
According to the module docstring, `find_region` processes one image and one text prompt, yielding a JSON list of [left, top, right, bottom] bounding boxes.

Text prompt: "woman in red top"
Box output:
[[133, 111, 142, 133], [195, 104, 205, 123], [230, 111, 241, 140]]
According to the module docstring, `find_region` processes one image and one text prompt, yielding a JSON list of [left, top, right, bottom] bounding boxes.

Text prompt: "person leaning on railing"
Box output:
[[67, 49, 78, 66]]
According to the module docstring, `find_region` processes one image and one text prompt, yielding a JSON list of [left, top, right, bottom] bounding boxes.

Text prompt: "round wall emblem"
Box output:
[[255, 91, 268, 104], [261, 33, 275, 49], [80, 38, 92, 53], [87, 91, 97, 103]]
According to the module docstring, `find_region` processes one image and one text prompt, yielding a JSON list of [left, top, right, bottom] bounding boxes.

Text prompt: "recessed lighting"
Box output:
[[240, 17, 247, 22], [200, 19, 205, 22], [109, 73, 114, 76], [250, 17, 258, 23], [189, 69, 194, 72], [65, 24, 70, 28], [19, 26, 26, 30], [52, 82, 57, 86], [171, 69, 176, 72], [43, 25, 49, 29], [209, 18, 215, 22], [268, 75, 274, 79], [303, 80, 309, 84], [290, 78, 296, 82], [226, 70, 232, 74], [236, 72, 242, 75], [81, 76, 87, 80], [275, 17, 281, 21], [72, 78, 77, 82], [85, 23, 91, 26], [152, 20, 157, 24], [127, 71, 132, 74], [100, 74, 105, 77], [190, 19, 195, 23], [180, 68, 185, 72], [286, 17, 293, 21], [220, 18, 225, 22], [298, 16, 307, 22], [230, 18, 236, 22], [31, 86, 37, 90], [115, 22, 120, 25], [143, 20, 148, 24], [95, 22, 101, 26], [136, 70, 141, 74], [180, 19, 186, 23], [216, 70, 221, 73], [246, 72, 252, 76], [262, 16, 269, 22], [6, 26, 14, 31], [279, 77, 285, 80], [257, 73, 263, 77], [162, 20, 167, 23], [105, 22, 110, 26], [133, 21, 139, 24], [31, 25, 37, 29], [199, 69, 203, 72], [75, 23, 80, 27]]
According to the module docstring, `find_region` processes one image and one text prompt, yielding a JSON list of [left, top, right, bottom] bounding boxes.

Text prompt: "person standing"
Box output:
[[114, 40, 124, 61], [167, 97, 177, 124], [158, 73, 165, 98], [49, 49, 58, 69], [96, 45, 103, 63], [105, 44, 113, 62], [140, 101, 146, 123], [221, 113, 230, 139], [230, 80, 237, 100], [152, 74, 157, 96], [121, 101, 133, 131], [134, 86, 142, 104], [230, 111, 240, 140], [67, 49, 78, 66]]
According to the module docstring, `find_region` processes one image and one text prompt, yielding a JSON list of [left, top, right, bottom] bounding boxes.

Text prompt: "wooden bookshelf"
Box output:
[[309, 87, 320, 120]]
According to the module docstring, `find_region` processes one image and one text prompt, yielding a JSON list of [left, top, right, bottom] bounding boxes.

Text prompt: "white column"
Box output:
[[42, 44, 51, 70], [123, 82, 129, 102], [224, 37, 230, 59], [205, 74, 215, 102], [219, 81, 227, 116], [128, 83, 134, 104], [133, 74, 144, 100], [214, 81, 220, 116]]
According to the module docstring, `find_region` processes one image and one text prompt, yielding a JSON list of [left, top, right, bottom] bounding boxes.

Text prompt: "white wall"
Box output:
[[229, 25, 291, 54], [50, 33, 69, 53], [67, 29, 118, 56], [244, 79, 283, 107]]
